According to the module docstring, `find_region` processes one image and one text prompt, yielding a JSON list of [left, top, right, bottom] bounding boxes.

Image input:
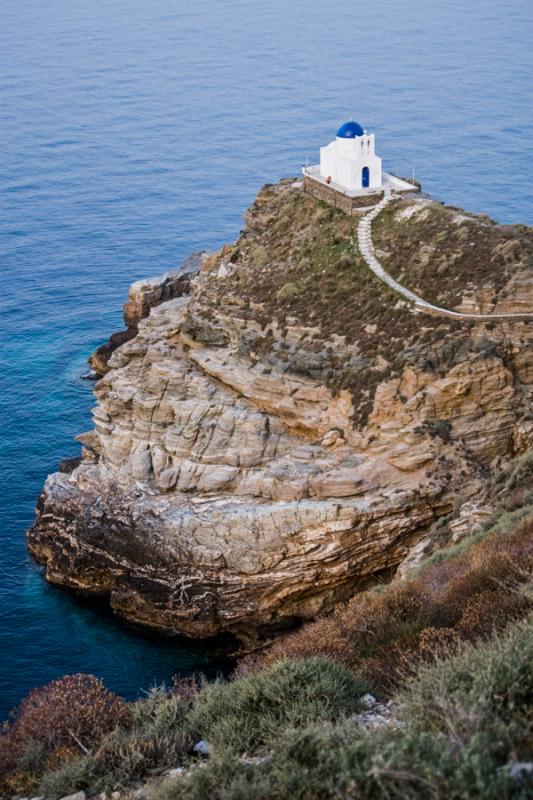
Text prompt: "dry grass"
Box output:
[[373, 199, 533, 308], [242, 514, 533, 692]]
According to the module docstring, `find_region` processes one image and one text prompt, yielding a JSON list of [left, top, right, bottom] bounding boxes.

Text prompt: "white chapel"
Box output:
[[302, 121, 417, 209], [319, 121, 382, 192]]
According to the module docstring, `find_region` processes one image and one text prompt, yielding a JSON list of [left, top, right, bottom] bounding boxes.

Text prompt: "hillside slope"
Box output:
[[27, 179, 533, 642]]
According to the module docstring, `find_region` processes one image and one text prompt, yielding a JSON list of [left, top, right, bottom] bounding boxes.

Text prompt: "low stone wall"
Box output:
[[303, 175, 383, 215]]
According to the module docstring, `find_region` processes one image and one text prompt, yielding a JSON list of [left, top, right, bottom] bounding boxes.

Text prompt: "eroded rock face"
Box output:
[[123, 254, 202, 329], [30, 300, 450, 640], [28, 182, 533, 641], [88, 253, 202, 375]]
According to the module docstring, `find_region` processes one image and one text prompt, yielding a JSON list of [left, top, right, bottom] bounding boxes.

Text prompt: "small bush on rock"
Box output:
[[39, 686, 192, 796], [37, 754, 93, 800], [13, 673, 127, 752], [0, 674, 127, 793]]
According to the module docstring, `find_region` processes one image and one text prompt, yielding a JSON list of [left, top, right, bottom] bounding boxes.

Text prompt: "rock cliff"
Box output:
[[28, 180, 533, 643]]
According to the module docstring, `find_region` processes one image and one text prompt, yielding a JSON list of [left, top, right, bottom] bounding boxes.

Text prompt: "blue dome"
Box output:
[[336, 121, 364, 138]]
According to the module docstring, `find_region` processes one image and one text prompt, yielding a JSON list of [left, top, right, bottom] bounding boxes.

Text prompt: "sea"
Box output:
[[1, 0, 532, 720]]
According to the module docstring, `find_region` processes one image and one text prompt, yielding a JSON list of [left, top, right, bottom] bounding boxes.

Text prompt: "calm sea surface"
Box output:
[[1, 0, 532, 719]]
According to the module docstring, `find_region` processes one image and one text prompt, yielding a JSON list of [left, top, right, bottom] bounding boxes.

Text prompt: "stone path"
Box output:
[[357, 195, 533, 321]]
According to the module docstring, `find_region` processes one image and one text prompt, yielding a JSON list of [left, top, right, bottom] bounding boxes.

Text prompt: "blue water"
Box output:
[[1, 0, 532, 720]]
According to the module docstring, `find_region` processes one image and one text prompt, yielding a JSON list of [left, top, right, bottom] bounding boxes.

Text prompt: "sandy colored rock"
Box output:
[[28, 180, 533, 642]]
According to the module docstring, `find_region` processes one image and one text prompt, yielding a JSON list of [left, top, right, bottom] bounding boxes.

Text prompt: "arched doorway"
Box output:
[[361, 166, 370, 188]]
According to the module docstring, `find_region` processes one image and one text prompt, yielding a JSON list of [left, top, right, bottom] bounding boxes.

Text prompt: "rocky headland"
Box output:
[[27, 180, 533, 644]]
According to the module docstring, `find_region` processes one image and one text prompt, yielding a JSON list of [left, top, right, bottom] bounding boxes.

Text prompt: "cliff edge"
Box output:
[[27, 180, 533, 643]]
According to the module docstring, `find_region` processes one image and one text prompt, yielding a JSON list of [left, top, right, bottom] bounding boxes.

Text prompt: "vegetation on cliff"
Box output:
[[373, 198, 533, 310], [5, 480, 533, 799], [155, 616, 533, 800], [196, 180, 530, 424], [196, 181, 466, 426], [242, 457, 533, 690], [26, 180, 533, 642], [14, 181, 533, 798]]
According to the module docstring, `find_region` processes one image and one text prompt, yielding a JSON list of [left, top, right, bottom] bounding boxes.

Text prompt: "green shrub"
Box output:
[[38, 754, 93, 799], [186, 657, 370, 755], [155, 723, 374, 800], [400, 613, 533, 736], [250, 244, 268, 267], [132, 685, 189, 733], [275, 281, 300, 301], [157, 616, 533, 800], [87, 726, 190, 793], [386, 614, 533, 799]]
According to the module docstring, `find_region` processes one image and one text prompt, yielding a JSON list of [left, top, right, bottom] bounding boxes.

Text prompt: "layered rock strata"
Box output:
[[89, 252, 202, 375], [28, 181, 533, 641]]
